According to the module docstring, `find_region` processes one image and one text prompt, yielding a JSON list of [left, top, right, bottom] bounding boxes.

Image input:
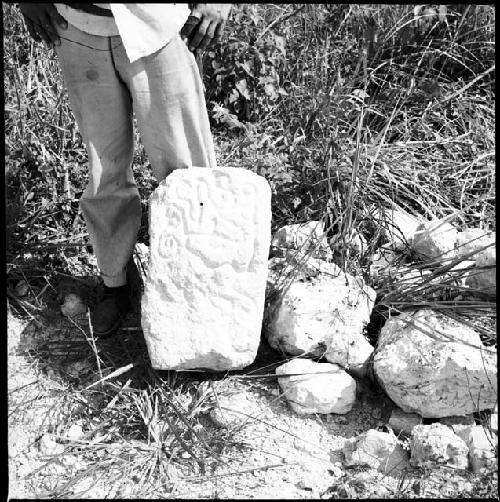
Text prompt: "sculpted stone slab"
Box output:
[[142, 167, 271, 370]]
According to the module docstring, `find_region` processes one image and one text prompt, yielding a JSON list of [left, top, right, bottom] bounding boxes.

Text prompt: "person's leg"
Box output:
[[55, 23, 141, 334], [55, 23, 141, 287], [112, 33, 217, 181]]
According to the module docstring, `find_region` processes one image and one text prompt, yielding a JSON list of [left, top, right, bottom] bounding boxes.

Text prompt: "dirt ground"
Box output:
[[7, 271, 498, 499]]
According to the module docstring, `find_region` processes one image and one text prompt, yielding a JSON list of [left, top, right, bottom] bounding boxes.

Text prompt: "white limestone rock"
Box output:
[[490, 414, 498, 435], [412, 218, 458, 262], [373, 207, 424, 250], [65, 424, 85, 441], [410, 423, 469, 469], [342, 429, 409, 473], [388, 408, 422, 436], [276, 359, 356, 415], [455, 425, 498, 474], [38, 434, 65, 455], [465, 245, 496, 294], [373, 309, 497, 418], [268, 260, 376, 375], [209, 394, 255, 430], [455, 229, 495, 259], [271, 221, 332, 260], [446, 260, 476, 288], [142, 167, 271, 370]]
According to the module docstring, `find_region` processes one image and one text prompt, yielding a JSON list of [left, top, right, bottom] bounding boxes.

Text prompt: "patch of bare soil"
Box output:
[[8, 276, 498, 499]]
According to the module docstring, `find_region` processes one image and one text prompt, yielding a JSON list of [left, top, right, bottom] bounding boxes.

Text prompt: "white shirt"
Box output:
[[54, 3, 191, 62]]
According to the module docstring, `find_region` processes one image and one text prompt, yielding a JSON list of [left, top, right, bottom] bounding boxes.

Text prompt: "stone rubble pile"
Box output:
[[63, 181, 493, 479], [263, 215, 497, 476]]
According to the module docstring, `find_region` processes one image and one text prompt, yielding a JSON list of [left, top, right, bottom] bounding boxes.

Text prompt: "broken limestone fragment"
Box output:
[[267, 259, 376, 376], [142, 167, 271, 370], [410, 423, 469, 469], [276, 359, 356, 415], [374, 309, 497, 417], [373, 207, 423, 250], [342, 429, 409, 473], [465, 245, 496, 294], [455, 425, 498, 474], [412, 218, 458, 263], [490, 413, 498, 435], [455, 228, 495, 259]]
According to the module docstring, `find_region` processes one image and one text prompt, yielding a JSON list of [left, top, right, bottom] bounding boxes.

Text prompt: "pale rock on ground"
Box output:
[[455, 425, 498, 474], [388, 408, 422, 436], [210, 393, 258, 430], [65, 424, 84, 441], [373, 207, 424, 250], [455, 228, 495, 259], [342, 429, 409, 473], [410, 423, 469, 470], [275, 359, 356, 415], [465, 244, 496, 294], [374, 309, 497, 417], [412, 218, 458, 263], [268, 259, 376, 376], [271, 220, 332, 260], [141, 167, 271, 370], [447, 260, 476, 288], [38, 434, 65, 456]]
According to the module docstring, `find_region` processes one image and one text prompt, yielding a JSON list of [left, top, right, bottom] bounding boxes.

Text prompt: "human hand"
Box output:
[[18, 3, 67, 48], [181, 4, 232, 55]]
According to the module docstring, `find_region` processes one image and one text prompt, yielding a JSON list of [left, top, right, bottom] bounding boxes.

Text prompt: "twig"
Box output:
[[85, 363, 136, 390]]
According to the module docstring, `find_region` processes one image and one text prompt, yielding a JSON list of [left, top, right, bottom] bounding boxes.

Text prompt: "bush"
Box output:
[[4, 4, 495, 276]]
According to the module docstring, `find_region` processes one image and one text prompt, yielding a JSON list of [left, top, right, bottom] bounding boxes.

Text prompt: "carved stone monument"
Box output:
[[141, 167, 272, 370]]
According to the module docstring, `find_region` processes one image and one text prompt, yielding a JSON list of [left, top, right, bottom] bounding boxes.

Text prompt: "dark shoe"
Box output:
[[90, 284, 131, 337]]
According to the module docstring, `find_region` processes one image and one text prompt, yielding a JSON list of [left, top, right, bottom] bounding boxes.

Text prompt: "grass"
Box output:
[[5, 3, 496, 498]]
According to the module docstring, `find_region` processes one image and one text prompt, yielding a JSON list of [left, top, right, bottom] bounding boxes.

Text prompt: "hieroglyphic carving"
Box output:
[[142, 167, 272, 370]]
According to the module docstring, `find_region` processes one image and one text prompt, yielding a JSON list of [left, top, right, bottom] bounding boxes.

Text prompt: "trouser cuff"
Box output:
[[101, 270, 127, 288]]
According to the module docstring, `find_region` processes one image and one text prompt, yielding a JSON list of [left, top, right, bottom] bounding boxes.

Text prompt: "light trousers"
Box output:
[[55, 23, 217, 286]]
